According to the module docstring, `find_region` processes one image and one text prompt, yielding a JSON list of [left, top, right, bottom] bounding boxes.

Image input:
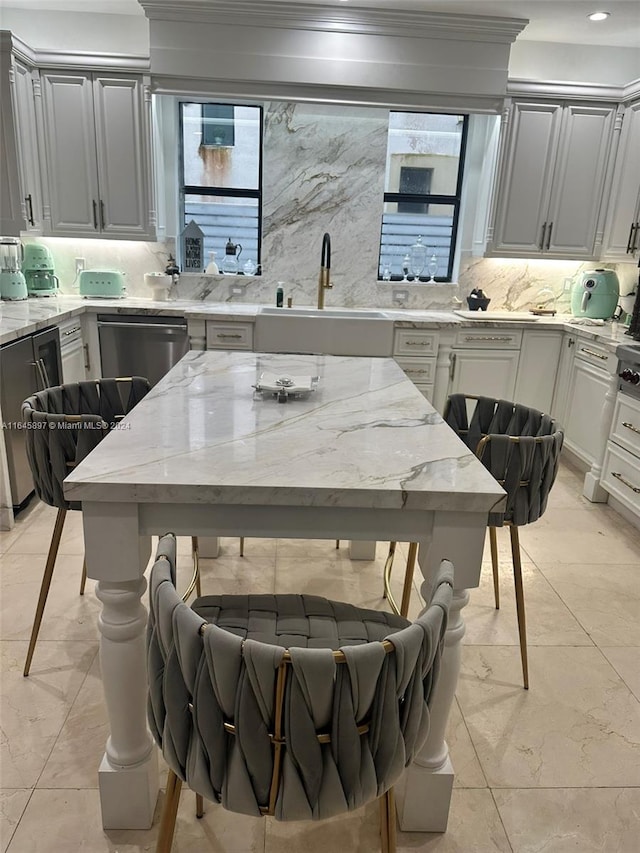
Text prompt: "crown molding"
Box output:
[[140, 1, 528, 43], [622, 78, 640, 103], [507, 78, 626, 101]]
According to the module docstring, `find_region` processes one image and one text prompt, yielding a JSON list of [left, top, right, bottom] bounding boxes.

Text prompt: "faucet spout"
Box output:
[[317, 232, 333, 309]]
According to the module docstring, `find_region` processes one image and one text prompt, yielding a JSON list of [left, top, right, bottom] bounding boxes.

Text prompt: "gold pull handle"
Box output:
[[406, 368, 429, 376], [622, 421, 640, 436], [217, 333, 242, 339], [579, 347, 608, 361], [406, 340, 431, 347], [611, 471, 640, 494], [464, 336, 514, 343]]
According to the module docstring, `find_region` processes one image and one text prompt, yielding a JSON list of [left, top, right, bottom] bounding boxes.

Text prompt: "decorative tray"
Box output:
[[253, 372, 318, 402]]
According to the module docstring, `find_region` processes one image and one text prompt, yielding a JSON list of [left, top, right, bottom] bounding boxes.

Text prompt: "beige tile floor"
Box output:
[[1, 460, 639, 852]]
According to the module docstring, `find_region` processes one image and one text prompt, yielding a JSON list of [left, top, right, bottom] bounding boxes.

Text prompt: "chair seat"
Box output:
[[192, 593, 410, 649]]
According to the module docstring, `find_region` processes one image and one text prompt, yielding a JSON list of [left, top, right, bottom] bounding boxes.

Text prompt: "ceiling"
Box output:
[[4, 0, 640, 48]]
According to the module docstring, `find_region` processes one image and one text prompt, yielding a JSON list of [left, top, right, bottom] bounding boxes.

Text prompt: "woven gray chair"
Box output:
[[389, 394, 564, 689], [147, 533, 453, 853], [20, 378, 200, 677]]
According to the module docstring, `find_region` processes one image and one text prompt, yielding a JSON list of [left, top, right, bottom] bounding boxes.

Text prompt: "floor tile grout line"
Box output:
[[3, 786, 37, 853], [30, 647, 100, 795], [488, 786, 515, 853]]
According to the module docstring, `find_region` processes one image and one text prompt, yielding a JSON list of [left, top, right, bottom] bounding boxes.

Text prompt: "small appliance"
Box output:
[[79, 269, 126, 298], [571, 269, 619, 319], [0, 237, 28, 301], [22, 243, 59, 296]]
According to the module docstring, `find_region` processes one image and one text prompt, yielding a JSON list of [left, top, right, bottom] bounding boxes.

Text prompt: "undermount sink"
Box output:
[[255, 306, 394, 356], [259, 307, 388, 319]]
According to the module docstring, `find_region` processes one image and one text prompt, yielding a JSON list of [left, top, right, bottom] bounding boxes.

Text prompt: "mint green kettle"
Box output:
[[570, 269, 620, 319]]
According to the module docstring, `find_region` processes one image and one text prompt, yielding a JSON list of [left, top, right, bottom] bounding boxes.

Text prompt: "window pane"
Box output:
[[385, 113, 464, 197], [182, 104, 261, 190], [379, 203, 454, 279], [184, 195, 259, 268]]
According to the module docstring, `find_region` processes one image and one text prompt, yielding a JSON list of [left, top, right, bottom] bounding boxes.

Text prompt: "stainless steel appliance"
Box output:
[[617, 342, 640, 402], [97, 314, 189, 387], [0, 326, 62, 507]]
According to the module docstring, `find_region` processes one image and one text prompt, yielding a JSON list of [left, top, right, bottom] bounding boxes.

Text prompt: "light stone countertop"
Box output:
[[0, 295, 635, 352], [64, 350, 506, 512]]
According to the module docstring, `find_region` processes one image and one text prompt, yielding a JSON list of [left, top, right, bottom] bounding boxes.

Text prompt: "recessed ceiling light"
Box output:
[[588, 11, 610, 21]]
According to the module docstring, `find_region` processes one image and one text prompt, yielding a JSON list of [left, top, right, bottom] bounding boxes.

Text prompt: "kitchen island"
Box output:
[[63, 350, 505, 833]]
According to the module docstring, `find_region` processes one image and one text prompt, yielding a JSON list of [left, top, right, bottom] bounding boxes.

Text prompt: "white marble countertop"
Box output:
[[64, 351, 505, 512], [0, 294, 635, 352]]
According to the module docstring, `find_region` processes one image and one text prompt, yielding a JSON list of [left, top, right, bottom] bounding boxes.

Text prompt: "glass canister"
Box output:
[[409, 236, 428, 279]]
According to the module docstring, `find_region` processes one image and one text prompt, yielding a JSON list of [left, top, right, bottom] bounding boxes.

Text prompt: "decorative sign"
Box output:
[[181, 220, 204, 272]]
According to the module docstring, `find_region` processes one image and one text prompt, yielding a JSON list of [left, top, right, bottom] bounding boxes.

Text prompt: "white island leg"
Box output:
[[82, 502, 158, 830], [396, 511, 487, 832]]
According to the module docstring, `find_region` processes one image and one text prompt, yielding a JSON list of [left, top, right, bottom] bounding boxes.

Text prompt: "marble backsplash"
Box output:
[[26, 233, 636, 314]]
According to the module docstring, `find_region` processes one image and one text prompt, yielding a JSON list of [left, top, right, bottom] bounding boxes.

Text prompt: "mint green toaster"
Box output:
[[79, 269, 126, 298]]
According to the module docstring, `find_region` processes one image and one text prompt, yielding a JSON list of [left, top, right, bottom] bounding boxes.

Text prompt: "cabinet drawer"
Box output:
[[206, 322, 254, 350], [393, 328, 438, 356], [601, 442, 640, 518], [395, 357, 435, 384], [610, 393, 640, 457], [454, 329, 522, 349], [573, 340, 616, 373]]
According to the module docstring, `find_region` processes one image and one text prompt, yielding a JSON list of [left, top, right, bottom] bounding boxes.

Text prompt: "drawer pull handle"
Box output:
[[406, 340, 431, 346], [63, 327, 81, 336], [217, 333, 242, 339], [539, 222, 547, 251], [611, 471, 640, 494], [406, 369, 429, 375], [464, 336, 514, 343], [626, 222, 636, 253], [579, 347, 608, 361], [622, 421, 640, 436]]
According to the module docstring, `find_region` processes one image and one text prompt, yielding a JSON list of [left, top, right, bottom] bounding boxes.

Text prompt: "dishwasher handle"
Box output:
[[97, 321, 187, 331]]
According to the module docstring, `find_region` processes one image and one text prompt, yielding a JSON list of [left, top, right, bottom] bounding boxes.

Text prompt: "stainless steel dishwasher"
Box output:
[[97, 314, 189, 387]]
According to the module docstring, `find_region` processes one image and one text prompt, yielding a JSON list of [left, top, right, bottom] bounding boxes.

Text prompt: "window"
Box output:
[[379, 112, 468, 282], [180, 102, 263, 271]]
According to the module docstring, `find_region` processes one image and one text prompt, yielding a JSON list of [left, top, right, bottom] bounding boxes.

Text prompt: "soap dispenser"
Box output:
[[205, 251, 219, 274], [276, 283, 284, 307]]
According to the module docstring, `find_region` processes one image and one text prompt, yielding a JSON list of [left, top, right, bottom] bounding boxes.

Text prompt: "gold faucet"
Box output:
[[317, 232, 332, 309]]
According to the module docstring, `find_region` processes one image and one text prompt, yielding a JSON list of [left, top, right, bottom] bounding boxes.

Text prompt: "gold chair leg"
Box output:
[[79, 556, 87, 596], [400, 542, 417, 618], [195, 793, 204, 819], [192, 537, 201, 597], [382, 541, 397, 601], [24, 508, 66, 677], [509, 525, 529, 690], [239, 536, 245, 557], [489, 526, 500, 609], [156, 769, 183, 853], [379, 788, 397, 853]]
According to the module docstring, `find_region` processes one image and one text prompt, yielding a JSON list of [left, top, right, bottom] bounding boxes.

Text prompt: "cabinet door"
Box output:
[[12, 61, 44, 233], [0, 44, 23, 235], [514, 330, 563, 413], [546, 104, 616, 257], [563, 358, 610, 465], [550, 334, 575, 424], [449, 349, 520, 402], [491, 101, 562, 255], [93, 76, 150, 237], [601, 101, 640, 261], [41, 72, 100, 235]]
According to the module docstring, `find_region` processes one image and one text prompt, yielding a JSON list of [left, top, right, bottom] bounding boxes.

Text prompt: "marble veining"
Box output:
[[64, 351, 504, 511]]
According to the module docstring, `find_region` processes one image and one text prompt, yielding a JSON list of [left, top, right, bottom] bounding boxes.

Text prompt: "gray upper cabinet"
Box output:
[[487, 100, 617, 259], [12, 59, 44, 234], [600, 100, 640, 261], [40, 71, 155, 240]]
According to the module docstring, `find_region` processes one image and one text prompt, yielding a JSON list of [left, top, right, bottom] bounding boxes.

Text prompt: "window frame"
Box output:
[[380, 111, 469, 282], [178, 101, 264, 271]]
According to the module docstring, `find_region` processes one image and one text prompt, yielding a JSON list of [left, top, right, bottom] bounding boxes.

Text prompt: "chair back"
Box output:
[[147, 534, 453, 822], [444, 394, 564, 526], [22, 377, 150, 510]]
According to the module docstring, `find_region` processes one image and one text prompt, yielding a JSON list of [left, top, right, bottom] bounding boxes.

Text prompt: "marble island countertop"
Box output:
[[64, 351, 506, 513], [0, 294, 635, 351]]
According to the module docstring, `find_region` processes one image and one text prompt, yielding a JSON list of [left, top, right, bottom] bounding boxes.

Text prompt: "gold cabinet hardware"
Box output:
[[611, 471, 640, 494], [622, 421, 640, 436], [216, 333, 242, 339], [464, 336, 514, 343], [406, 340, 431, 347], [579, 347, 608, 361]]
